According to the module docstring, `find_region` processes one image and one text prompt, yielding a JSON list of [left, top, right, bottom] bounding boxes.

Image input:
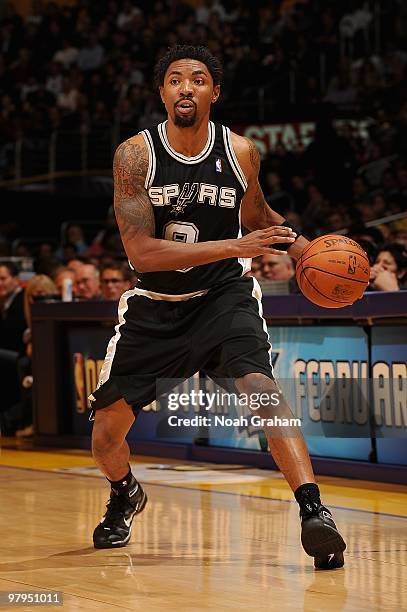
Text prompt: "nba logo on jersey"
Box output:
[[215, 158, 222, 173]]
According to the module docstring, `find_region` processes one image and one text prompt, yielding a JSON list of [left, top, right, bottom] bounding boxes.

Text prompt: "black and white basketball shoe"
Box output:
[[300, 496, 346, 569], [93, 479, 147, 549]]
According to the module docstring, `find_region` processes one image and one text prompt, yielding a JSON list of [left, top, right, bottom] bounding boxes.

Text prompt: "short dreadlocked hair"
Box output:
[[154, 45, 223, 88]]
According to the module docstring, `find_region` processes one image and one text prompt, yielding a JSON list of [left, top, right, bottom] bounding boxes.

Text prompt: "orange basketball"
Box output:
[[296, 235, 370, 308]]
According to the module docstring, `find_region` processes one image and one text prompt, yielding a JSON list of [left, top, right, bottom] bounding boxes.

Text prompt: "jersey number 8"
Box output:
[[163, 221, 199, 273]]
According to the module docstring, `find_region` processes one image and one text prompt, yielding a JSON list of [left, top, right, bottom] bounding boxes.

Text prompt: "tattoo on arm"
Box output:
[[243, 137, 283, 226], [253, 183, 266, 211], [245, 137, 260, 174], [113, 139, 155, 242], [244, 138, 266, 211]]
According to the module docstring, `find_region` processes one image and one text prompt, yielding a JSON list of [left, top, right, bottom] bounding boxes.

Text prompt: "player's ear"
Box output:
[[159, 86, 165, 104], [212, 85, 220, 104]]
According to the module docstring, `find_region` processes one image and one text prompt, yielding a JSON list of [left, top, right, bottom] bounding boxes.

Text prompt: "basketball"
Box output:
[[296, 235, 370, 308]]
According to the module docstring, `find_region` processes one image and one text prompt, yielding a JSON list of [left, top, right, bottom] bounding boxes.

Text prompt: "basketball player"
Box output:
[[89, 46, 346, 569]]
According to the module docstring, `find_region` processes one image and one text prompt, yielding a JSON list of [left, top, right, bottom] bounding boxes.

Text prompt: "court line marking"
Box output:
[[1, 464, 406, 520], [145, 481, 407, 520]]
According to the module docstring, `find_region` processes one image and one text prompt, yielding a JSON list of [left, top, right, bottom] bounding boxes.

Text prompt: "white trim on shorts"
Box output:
[[132, 286, 209, 301], [88, 286, 209, 402], [250, 276, 275, 375], [88, 288, 136, 399]]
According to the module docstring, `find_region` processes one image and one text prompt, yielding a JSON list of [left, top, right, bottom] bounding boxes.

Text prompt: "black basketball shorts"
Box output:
[[89, 275, 275, 415]]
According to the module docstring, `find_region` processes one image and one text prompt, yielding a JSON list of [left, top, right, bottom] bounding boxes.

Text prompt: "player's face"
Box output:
[[160, 59, 220, 128]]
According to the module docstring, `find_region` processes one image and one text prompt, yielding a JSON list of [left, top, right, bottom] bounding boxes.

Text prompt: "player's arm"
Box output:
[[114, 136, 296, 273], [233, 134, 309, 260]]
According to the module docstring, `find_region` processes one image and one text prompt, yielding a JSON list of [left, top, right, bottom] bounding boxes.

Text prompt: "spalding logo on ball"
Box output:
[[296, 235, 370, 308]]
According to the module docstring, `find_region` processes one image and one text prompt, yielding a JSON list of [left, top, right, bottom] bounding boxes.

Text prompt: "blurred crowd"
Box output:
[[0, 0, 406, 239], [0, 250, 135, 438], [0, 0, 406, 139]]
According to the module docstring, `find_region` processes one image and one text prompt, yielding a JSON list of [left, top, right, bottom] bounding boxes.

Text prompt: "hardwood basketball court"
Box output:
[[0, 443, 406, 611]]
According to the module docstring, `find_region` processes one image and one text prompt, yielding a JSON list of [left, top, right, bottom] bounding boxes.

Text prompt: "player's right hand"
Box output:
[[232, 226, 297, 257]]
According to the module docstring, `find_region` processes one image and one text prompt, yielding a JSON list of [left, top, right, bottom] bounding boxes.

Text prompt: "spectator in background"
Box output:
[[0, 262, 25, 430], [59, 223, 88, 257], [264, 171, 293, 211], [23, 274, 57, 359], [352, 238, 377, 267], [369, 243, 407, 291], [393, 228, 407, 249], [8, 274, 58, 437], [349, 224, 384, 247], [260, 254, 295, 282], [57, 77, 79, 114], [77, 34, 105, 72], [32, 253, 60, 279], [0, 262, 25, 354], [1, 0, 406, 248], [74, 262, 101, 300], [324, 69, 357, 108], [45, 62, 63, 97], [58, 243, 78, 263], [301, 184, 330, 235], [66, 258, 85, 273], [25, 0, 45, 27], [85, 206, 117, 258], [371, 193, 387, 218], [100, 263, 132, 300], [381, 169, 399, 200], [326, 210, 351, 232], [53, 39, 79, 70], [352, 176, 369, 203], [20, 75, 38, 102], [116, 1, 142, 31], [249, 257, 263, 280]]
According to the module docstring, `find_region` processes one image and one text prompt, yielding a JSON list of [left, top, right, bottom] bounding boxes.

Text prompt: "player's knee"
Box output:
[[92, 417, 124, 456]]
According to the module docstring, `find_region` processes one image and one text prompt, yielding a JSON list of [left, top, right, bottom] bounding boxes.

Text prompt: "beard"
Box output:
[[174, 108, 197, 128]]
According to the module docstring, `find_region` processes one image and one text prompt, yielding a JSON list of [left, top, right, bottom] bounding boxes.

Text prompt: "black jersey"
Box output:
[[135, 121, 250, 294]]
